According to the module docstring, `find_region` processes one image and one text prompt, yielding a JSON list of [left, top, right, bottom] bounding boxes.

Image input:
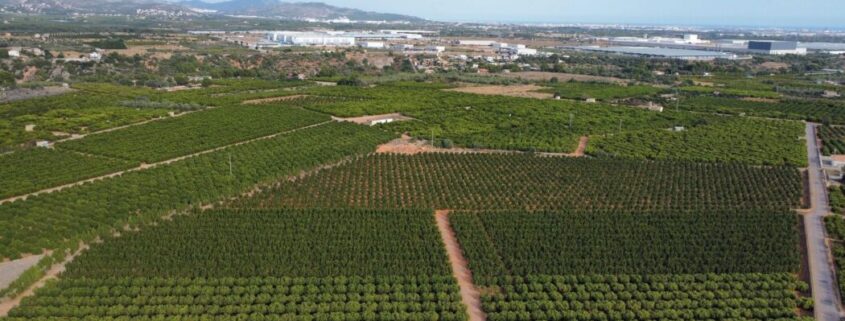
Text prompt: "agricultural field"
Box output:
[[4, 209, 467, 321], [299, 83, 804, 163], [449, 210, 807, 321], [0, 80, 311, 151], [238, 153, 803, 212], [0, 76, 822, 321], [0, 122, 394, 259], [679, 96, 845, 124], [541, 81, 665, 101], [826, 216, 845, 305], [587, 117, 807, 166], [449, 210, 800, 276], [820, 125, 845, 155], [0, 148, 134, 199], [59, 99, 330, 163]]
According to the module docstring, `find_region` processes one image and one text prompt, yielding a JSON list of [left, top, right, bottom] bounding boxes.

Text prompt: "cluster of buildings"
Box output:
[[453, 40, 541, 60], [262, 30, 427, 48], [600, 34, 812, 56]]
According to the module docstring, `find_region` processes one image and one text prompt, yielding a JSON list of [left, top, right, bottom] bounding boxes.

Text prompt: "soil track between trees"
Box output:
[[435, 210, 486, 321]]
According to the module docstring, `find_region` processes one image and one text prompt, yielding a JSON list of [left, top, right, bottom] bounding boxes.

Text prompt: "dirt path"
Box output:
[[0, 243, 87, 317], [572, 136, 589, 156], [435, 210, 486, 321], [0, 121, 333, 205]]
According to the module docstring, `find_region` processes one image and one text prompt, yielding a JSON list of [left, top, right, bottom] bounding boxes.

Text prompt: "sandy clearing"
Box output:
[[241, 95, 308, 105], [435, 210, 486, 321], [334, 113, 415, 125], [445, 84, 553, 99]]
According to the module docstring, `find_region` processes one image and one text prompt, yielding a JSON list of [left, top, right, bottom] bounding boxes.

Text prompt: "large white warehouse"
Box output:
[[266, 32, 356, 46]]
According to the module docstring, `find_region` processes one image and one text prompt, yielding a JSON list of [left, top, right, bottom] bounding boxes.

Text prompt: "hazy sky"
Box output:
[[277, 0, 845, 28]]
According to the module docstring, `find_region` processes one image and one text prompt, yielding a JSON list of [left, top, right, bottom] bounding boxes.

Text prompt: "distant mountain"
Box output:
[[0, 0, 425, 22], [0, 0, 189, 14], [180, 0, 424, 22]]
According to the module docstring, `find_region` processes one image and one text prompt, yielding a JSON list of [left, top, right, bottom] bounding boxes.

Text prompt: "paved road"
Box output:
[[804, 122, 842, 321]]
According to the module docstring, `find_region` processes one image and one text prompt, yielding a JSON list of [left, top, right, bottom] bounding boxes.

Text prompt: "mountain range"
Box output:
[[0, 0, 424, 22]]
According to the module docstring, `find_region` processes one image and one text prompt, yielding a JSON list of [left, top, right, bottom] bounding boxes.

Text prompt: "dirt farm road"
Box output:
[[435, 210, 486, 321], [804, 122, 842, 321]]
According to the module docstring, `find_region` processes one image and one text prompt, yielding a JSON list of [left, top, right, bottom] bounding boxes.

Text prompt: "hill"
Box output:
[[0, 0, 424, 21]]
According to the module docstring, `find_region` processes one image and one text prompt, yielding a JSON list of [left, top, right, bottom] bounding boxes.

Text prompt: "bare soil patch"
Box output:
[[242, 95, 308, 105], [445, 84, 553, 99]]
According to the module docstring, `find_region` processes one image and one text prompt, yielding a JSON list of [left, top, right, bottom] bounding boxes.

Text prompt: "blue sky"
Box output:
[[275, 0, 845, 28]]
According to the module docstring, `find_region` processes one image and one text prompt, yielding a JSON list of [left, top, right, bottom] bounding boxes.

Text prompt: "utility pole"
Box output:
[[228, 153, 233, 177]]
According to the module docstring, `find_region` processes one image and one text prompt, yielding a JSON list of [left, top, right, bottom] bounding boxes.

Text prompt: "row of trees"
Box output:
[[450, 210, 799, 277], [64, 209, 451, 278], [60, 97, 329, 163], [480, 273, 807, 321], [587, 117, 808, 166], [0, 148, 134, 199], [241, 153, 803, 212], [0, 122, 395, 259]]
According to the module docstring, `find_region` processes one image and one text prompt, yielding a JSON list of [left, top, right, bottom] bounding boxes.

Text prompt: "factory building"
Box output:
[[358, 41, 385, 49], [456, 40, 497, 46], [747, 41, 807, 55], [572, 46, 741, 61], [266, 32, 356, 46]]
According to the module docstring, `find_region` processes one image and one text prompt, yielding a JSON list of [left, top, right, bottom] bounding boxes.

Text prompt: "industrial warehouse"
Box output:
[[572, 46, 743, 60]]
